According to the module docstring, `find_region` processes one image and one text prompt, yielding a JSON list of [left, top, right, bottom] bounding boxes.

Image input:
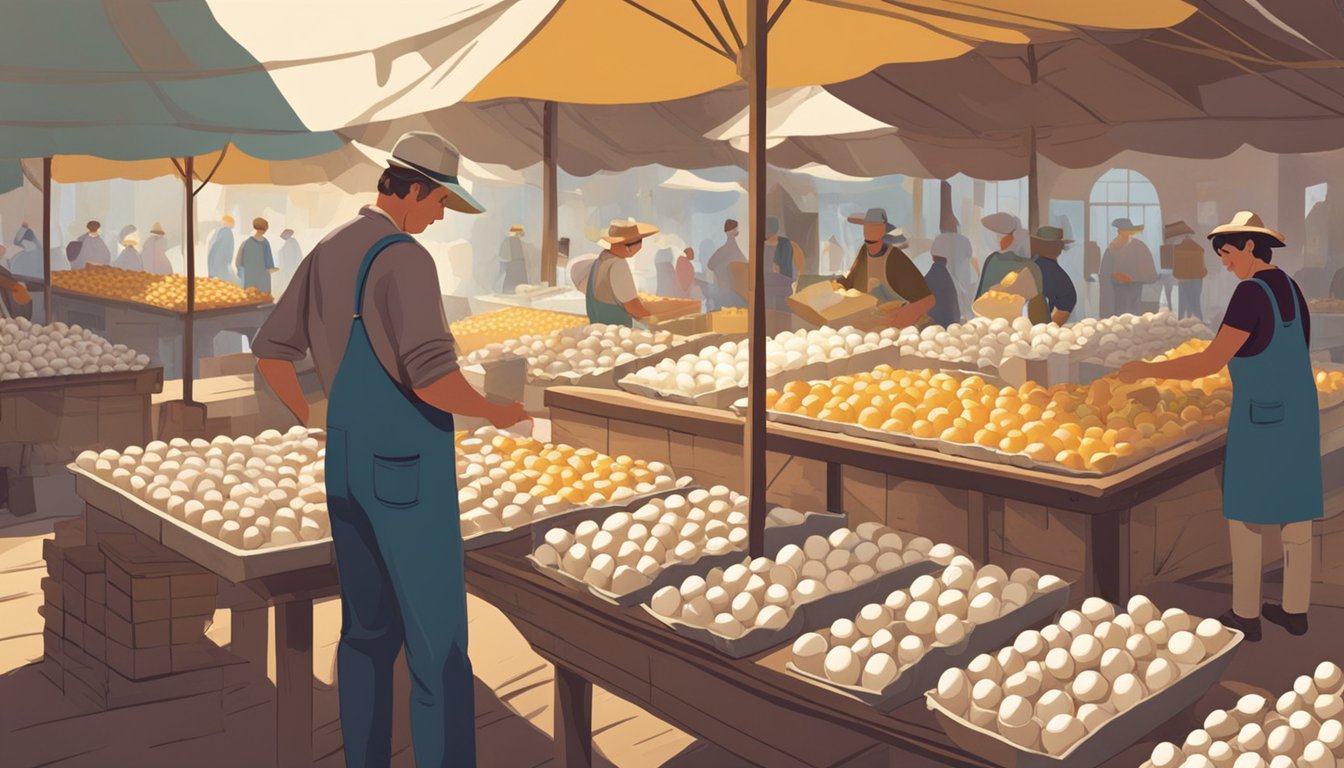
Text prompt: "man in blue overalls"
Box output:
[[253, 131, 529, 767]]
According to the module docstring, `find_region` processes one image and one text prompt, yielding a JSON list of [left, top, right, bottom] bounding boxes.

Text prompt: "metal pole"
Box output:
[[542, 101, 559, 286], [745, 0, 768, 558], [42, 157, 52, 324], [1027, 44, 1040, 232], [183, 156, 196, 403]]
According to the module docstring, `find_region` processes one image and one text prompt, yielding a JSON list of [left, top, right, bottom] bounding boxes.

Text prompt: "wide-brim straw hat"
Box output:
[[150, 222, 165, 235], [1163, 221, 1195, 240], [1111, 217, 1143, 232], [598, 218, 659, 247], [847, 207, 896, 232], [121, 236, 138, 247], [1207, 210, 1285, 247], [1030, 225, 1073, 246], [981, 212, 1021, 236], [387, 130, 486, 215]]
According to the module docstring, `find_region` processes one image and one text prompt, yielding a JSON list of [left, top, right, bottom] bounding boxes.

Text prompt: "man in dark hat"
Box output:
[[839, 207, 935, 329], [1031, 226, 1078, 325], [1163, 221, 1206, 319], [1099, 217, 1156, 316]]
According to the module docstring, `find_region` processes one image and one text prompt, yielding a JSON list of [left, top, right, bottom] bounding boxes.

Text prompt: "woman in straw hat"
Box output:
[[1120, 212, 1321, 641], [114, 233, 141, 271], [573, 218, 658, 326]]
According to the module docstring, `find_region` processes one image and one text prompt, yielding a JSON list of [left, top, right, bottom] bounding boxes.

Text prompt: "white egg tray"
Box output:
[[68, 464, 332, 584], [925, 629, 1243, 768], [529, 504, 846, 607], [617, 345, 900, 411], [461, 475, 694, 552], [783, 582, 1071, 711], [526, 331, 711, 386], [642, 558, 942, 659]]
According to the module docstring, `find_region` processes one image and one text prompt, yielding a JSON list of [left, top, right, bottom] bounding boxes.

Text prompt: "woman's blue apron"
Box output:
[[325, 233, 475, 767], [1223, 277, 1323, 525], [586, 254, 634, 326]]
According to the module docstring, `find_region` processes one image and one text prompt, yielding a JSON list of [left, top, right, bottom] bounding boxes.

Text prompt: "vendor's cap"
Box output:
[[387, 131, 486, 215], [981, 212, 1020, 235], [1031, 226, 1073, 246], [1207, 211, 1285, 247], [847, 207, 896, 232], [150, 221, 165, 235], [1163, 221, 1194, 239], [724, 218, 739, 233], [1111, 217, 1143, 232], [221, 214, 235, 226], [599, 218, 659, 247], [509, 224, 525, 233]]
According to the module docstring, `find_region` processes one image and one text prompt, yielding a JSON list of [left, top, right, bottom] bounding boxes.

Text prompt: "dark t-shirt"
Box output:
[[1034, 256, 1077, 314], [1220, 269, 1310, 358]]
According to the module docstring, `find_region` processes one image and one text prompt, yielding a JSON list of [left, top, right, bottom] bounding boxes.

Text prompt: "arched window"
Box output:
[[1088, 169, 1162, 262]]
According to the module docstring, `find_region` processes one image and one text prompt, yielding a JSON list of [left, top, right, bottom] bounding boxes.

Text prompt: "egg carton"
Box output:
[[925, 628, 1244, 768], [461, 475, 694, 552], [785, 581, 1071, 711], [529, 502, 846, 607], [642, 557, 942, 659], [529, 331, 711, 387], [623, 359, 833, 411], [68, 464, 332, 584]]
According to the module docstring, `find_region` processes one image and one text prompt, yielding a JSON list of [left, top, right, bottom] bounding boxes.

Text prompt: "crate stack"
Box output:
[[39, 522, 245, 714]]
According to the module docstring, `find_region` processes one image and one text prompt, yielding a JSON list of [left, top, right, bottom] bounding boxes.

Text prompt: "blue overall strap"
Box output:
[[352, 233, 415, 319], [1249, 275, 1298, 330]]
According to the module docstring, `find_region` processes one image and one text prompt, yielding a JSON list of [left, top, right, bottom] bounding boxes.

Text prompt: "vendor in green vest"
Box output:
[[574, 219, 657, 327], [837, 207, 935, 329]]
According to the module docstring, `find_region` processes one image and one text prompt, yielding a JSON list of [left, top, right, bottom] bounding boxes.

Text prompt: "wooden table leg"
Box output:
[[553, 664, 593, 768], [274, 598, 314, 767], [231, 605, 269, 675], [827, 462, 843, 515], [1088, 510, 1131, 605]]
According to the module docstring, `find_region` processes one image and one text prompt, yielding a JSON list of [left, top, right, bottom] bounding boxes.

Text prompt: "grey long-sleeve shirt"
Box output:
[[252, 206, 459, 396]]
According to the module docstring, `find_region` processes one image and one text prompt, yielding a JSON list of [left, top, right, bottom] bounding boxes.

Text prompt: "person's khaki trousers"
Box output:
[[1228, 519, 1314, 618]]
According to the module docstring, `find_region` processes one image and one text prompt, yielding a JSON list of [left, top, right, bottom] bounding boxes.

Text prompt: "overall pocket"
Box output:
[[1250, 400, 1285, 426], [372, 454, 421, 508]]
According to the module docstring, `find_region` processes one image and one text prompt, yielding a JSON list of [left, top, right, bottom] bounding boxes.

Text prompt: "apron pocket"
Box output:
[[373, 454, 421, 508], [1250, 400, 1285, 425]]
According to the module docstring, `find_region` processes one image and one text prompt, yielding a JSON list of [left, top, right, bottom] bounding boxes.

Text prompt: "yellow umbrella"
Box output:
[[467, 0, 1195, 103], [467, 0, 1197, 556]]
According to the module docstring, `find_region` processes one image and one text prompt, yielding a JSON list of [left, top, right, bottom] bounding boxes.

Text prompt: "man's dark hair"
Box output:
[[377, 166, 435, 201], [1211, 232, 1277, 263], [87, 220, 100, 231]]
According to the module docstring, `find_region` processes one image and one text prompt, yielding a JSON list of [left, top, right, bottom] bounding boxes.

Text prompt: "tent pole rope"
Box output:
[[746, 0, 769, 559], [687, 0, 736, 56], [621, 0, 735, 58]]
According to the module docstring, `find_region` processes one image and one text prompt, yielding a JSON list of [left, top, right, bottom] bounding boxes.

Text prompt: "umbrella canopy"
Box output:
[[466, 0, 1197, 104]]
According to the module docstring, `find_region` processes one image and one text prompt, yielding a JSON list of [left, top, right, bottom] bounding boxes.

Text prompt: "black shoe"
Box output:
[[1219, 609, 1262, 642], [1262, 603, 1309, 636]]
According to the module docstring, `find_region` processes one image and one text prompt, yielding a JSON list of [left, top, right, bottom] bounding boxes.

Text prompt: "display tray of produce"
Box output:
[[1308, 298, 1344, 315], [450, 306, 591, 356], [926, 596, 1244, 768], [780, 564, 1071, 711], [68, 427, 332, 583], [530, 487, 845, 606], [455, 429, 692, 550], [618, 326, 901, 409], [1141, 661, 1344, 768], [50, 266, 273, 314], [642, 524, 952, 658], [0, 315, 152, 382], [638, 292, 702, 321]]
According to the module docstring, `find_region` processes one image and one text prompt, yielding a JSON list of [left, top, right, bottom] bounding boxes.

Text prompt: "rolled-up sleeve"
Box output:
[[374, 243, 459, 388], [252, 252, 313, 362]]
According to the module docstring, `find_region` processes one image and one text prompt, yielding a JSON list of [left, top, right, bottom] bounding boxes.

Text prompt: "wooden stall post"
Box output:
[[1026, 44, 1040, 232], [274, 598, 314, 767], [743, 0, 769, 558], [553, 664, 594, 768], [42, 156, 53, 324], [542, 101, 560, 287]]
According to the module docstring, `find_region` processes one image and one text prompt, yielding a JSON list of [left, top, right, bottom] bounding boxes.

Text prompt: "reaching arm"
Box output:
[[1051, 309, 1071, 325], [1118, 324, 1248, 383], [414, 370, 529, 427], [888, 294, 936, 329], [256, 358, 310, 426], [623, 297, 653, 318]]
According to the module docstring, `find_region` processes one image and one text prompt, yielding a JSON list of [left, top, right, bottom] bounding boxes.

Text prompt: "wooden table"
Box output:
[[543, 387, 1245, 605], [26, 282, 273, 379]]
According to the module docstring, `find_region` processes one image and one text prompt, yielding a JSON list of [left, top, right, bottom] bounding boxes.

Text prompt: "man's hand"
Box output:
[[1117, 361, 1149, 383], [489, 400, 530, 429], [11, 285, 30, 305], [1114, 272, 1133, 284]]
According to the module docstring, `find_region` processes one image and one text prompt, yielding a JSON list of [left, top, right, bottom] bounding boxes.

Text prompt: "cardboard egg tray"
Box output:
[[780, 582, 1071, 711], [461, 476, 694, 552], [641, 557, 942, 659], [528, 501, 845, 607], [925, 629, 1243, 768]]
